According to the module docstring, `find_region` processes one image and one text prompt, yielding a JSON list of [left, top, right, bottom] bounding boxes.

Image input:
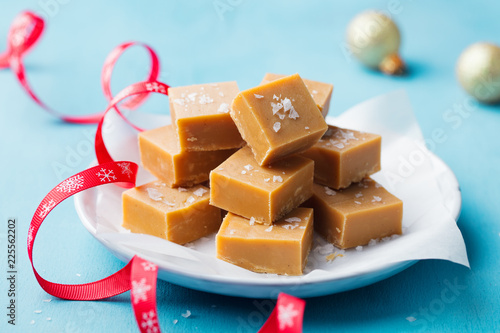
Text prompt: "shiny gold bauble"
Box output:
[[456, 42, 500, 104], [346, 11, 405, 75]]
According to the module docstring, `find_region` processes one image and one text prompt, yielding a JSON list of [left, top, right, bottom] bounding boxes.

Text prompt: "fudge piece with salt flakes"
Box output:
[[300, 125, 381, 189], [122, 181, 221, 245], [230, 73, 328, 166], [139, 125, 237, 187], [169, 81, 245, 151], [304, 178, 402, 249], [210, 146, 314, 225], [216, 208, 314, 275], [260, 73, 333, 118]]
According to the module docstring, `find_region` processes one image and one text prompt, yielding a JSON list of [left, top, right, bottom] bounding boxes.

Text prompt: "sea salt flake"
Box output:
[[254, 94, 264, 99], [372, 196, 382, 202], [43, 299, 52, 303], [34, 310, 42, 314], [333, 142, 345, 149], [336, 227, 341, 233], [339, 130, 358, 141], [187, 137, 197, 142], [241, 170, 247, 174], [173, 319, 179, 324], [273, 122, 281, 132], [229, 229, 236, 235], [282, 98, 292, 112], [187, 92, 197, 101], [273, 94, 279, 100], [355, 192, 363, 198], [219, 92, 224, 97], [305, 126, 309, 130], [375, 183, 382, 188], [186, 196, 195, 204], [312, 90, 318, 94], [199, 94, 213, 104], [354, 201, 362, 205], [288, 106, 299, 119], [355, 246, 363, 251], [285, 217, 301, 223], [282, 224, 299, 230], [30, 320, 35, 325], [46, 317, 51, 321], [278, 113, 285, 120], [217, 103, 230, 113], [244, 164, 254, 171], [178, 187, 187, 192], [273, 176, 283, 183], [265, 226, 273, 232], [163, 200, 175, 207], [193, 188, 207, 197], [314, 243, 334, 254], [174, 99, 185, 106], [324, 187, 336, 196], [181, 310, 191, 318], [249, 217, 256, 226], [271, 102, 283, 114], [299, 226, 306, 229], [264, 178, 270, 182], [368, 239, 378, 246], [406, 316, 417, 323], [147, 188, 163, 201]]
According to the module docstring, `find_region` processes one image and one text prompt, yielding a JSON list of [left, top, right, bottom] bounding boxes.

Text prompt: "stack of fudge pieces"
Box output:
[[122, 73, 403, 276]]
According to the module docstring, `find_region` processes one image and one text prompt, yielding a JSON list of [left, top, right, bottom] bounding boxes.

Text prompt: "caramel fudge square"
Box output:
[[216, 208, 314, 275], [305, 178, 402, 249], [169, 81, 245, 151], [122, 181, 221, 245], [210, 146, 314, 225], [231, 73, 328, 166], [139, 125, 237, 187], [261, 73, 333, 118], [300, 125, 381, 189]]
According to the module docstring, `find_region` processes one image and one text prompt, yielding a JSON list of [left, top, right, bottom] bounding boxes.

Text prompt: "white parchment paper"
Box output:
[[92, 90, 469, 283]]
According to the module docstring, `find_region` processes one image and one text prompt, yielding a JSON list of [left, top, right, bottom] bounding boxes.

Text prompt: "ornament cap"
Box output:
[[379, 53, 405, 76]]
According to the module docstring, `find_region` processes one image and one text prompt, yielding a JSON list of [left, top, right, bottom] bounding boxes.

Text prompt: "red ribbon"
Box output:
[[0, 11, 159, 124], [28, 159, 305, 332], [12, 9, 307, 333]]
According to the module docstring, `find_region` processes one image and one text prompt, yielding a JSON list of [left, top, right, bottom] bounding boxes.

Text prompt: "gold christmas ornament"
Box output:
[[346, 11, 405, 75], [456, 42, 500, 104]]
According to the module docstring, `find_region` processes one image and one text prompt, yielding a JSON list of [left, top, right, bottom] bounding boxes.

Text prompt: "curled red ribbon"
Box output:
[[28, 156, 305, 333], [0, 11, 159, 124], [13, 8, 307, 333]]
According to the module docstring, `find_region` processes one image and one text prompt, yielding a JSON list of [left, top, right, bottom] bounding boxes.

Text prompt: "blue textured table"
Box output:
[[1, 1, 499, 332]]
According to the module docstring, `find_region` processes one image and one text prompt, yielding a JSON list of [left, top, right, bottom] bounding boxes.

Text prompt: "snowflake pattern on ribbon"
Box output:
[[117, 162, 133, 178], [56, 175, 84, 193], [278, 303, 300, 330], [146, 82, 166, 94], [27, 226, 35, 250], [140, 310, 159, 333], [39, 199, 55, 218], [131, 278, 151, 304], [96, 168, 117, 182], [141, 261, 157, 272]]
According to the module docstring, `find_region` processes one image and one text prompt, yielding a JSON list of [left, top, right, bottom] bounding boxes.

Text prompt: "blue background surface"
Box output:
[[1, 0, 499, 332]]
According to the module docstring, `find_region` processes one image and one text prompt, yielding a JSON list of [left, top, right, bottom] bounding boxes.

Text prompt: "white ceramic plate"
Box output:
[[74, 138, 461, 299], [75, 92, 467, 299]]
